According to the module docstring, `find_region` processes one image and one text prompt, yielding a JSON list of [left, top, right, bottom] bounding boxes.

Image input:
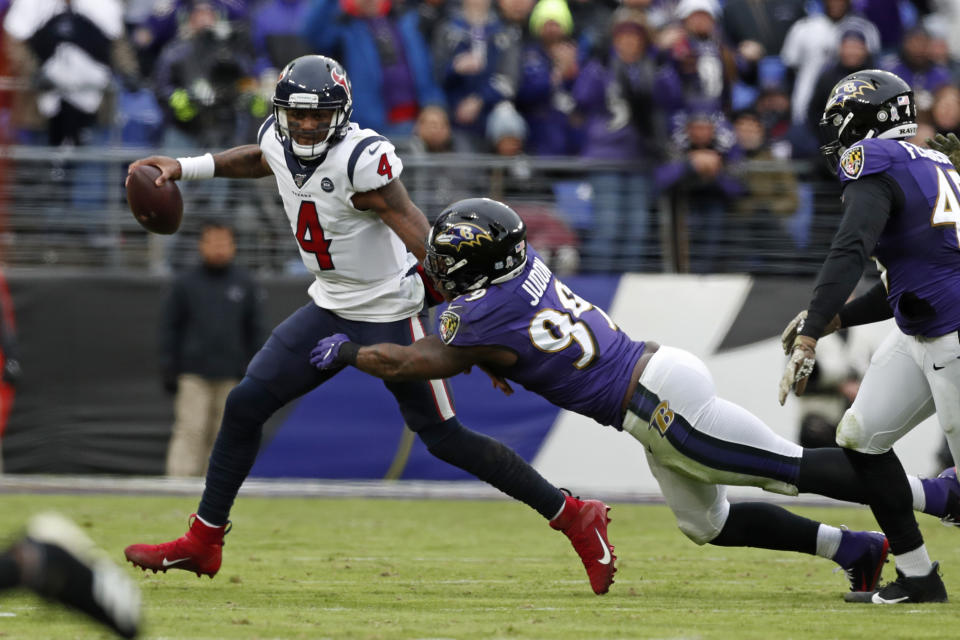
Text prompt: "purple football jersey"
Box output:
[[436, 248, 646, 428], [838, 138, 960, 336]]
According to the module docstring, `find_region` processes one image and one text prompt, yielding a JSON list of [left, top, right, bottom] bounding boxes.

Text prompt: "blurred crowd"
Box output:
[[1, 0, 959, 273]]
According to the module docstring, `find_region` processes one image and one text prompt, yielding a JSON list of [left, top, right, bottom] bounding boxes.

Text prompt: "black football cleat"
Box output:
[[845, 562, 948, 604]]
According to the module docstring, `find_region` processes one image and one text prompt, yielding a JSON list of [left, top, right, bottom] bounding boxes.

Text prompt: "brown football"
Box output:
[[126, 164, 183, 235]]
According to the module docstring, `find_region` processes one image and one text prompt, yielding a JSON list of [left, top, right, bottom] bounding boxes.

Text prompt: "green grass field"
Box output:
[[1, 493, 959, 639]]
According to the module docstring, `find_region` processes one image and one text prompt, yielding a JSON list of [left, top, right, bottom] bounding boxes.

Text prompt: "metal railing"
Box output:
[[0, 145, 845, 275]]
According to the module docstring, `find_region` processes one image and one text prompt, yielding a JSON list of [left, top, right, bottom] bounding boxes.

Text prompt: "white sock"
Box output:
[[895, 546, 933, 577], [908, 475, 926, 512], [815, 524, 843, 560], [196, 514, 225, 529], [548, 495, 568, 522]]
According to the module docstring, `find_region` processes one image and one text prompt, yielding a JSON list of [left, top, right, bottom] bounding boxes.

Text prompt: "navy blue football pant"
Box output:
[[197, 302, 563, 525]]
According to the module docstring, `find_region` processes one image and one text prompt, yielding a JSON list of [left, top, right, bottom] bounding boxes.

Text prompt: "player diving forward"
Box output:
[[122, 55, 616, 595], [312, 198, 960, 595], [779, 69, 960, 603]]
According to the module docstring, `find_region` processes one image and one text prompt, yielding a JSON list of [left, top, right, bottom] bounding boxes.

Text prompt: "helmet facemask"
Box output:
[[275, 98, 347, 161], [425, 203, 528, 298]]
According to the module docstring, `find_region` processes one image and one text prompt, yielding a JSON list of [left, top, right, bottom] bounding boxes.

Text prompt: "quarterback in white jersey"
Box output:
[[258, 114, 421, 321], [122, 55, 616, 596]]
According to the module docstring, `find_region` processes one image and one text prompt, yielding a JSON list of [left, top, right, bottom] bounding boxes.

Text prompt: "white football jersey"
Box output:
[[258, 117, 423, 321]]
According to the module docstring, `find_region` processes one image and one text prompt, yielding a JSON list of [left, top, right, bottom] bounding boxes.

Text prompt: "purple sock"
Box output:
[[921, 476, 949, 517], [833, 529, 863, 567]]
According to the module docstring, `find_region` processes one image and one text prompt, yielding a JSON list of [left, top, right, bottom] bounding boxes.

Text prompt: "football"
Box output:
[[126, 164, 183, 235]]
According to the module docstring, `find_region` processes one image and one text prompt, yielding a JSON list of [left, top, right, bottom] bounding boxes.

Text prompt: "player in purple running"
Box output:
[[313, 198, 960, 597], [780, 69, 960, 604]]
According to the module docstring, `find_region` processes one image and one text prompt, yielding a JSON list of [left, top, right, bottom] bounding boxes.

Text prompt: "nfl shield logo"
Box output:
[[294, 174, 307, 188], [438, 310, 461, 344], [840, 146, 864, 179]]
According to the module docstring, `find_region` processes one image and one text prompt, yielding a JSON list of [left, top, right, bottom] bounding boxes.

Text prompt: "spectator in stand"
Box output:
[[854, 0, 919, 53], [656, 0, 737, 119], [728, 108, 798, 272], [247, 0, 312, 142], [2, 0, 136, 145], [514, 0, 582, 156], [930, 0, 960, 63], [625, 0, 679, 32], [250, 0, 312, 78], [434, 0, 516, 150], [487, 98, 528, 156], [400, 105, 473, 219], [721, 0, 805, 59], [922, 13, 960, 79], [781, 0, 880, 126], [413, 0, 451, 47], [806, 29, 875, 130], [130, 0, 248, 81], [572, 8, 660, 272], [755, 81, 800, 158], [153, 1, 255, 150], [655, 111, 743, 273], [485, 100, 538, 199], [567, 0, 617, 58], [161, 221, 263, 477], [931, 84, 960, 137], [497, 0, 536, 32], [300, 0, 444, 137], [881, 26, 952, 113]]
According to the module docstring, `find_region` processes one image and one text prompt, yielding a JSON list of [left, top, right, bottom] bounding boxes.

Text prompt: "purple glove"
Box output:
[[310, 333, 351, 370]]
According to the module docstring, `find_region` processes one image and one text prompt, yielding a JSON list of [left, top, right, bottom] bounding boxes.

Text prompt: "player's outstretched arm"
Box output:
[[311, 333, 514, 382], [212, 145, 273, 179], [352, 179, 430, 261], [127, 145, 272, 186]]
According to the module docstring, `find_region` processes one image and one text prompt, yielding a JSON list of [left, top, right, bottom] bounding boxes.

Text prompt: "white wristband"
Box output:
[[176, 153, 215, 180]]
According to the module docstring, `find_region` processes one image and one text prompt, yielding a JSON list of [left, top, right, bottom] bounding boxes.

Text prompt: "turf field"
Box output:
[[1, 493, 959, 639]]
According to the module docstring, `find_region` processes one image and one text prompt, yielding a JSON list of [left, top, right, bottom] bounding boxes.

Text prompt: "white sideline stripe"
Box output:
[[0, 474, 845, 506], [409, 316, 455, 420]]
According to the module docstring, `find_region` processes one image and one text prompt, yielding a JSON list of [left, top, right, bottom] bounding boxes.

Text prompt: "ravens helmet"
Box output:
[[273, 55, 353, 160], [819, 69, 917, 170], [425, 198, 528, 297]]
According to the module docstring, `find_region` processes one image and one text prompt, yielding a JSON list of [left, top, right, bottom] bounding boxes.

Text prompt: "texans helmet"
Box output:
[[273, 55, 353, 160], [425, 198, 528, 297], [818, 69, 917, 170]]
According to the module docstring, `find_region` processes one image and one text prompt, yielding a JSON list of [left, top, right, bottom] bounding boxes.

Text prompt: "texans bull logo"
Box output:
[[434, 223, 493, 251], [331, 69, 351, 100]]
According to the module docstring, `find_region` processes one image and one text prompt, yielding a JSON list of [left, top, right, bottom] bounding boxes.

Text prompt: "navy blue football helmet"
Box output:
[[818, 69, 917, 171], [273, 55, 353, 160], [425, 198, 527, 297]]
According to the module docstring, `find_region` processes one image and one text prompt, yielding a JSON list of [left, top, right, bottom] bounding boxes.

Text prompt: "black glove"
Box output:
[[2, 358, 21, 386], [162, 369, 179, 394]]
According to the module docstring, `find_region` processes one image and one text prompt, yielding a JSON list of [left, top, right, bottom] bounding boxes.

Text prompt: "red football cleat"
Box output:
[[550, 491, 616, 594], [124, 514, 229, 578]]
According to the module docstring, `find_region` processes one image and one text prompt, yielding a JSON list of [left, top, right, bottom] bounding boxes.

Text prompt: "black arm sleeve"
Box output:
[[800, 174, 901, 338], [838, 280, 893, 327]]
